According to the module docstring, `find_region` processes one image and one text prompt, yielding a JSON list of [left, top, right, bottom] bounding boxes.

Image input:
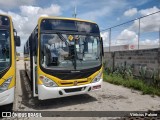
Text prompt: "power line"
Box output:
[[101, 10, 160, 32]]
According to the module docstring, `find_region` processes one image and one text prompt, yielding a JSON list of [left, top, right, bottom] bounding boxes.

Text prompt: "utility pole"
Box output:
[[159, 25, 160, 81], [138, 19, 140, 50], [73, 0, 77, 18], [159, 25, 160, 49], [109, 28, 111, 52]]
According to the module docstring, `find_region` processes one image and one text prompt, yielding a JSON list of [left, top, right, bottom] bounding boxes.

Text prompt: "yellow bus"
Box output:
[[24, 17, 103, 100], [0, 14, 20, 110]]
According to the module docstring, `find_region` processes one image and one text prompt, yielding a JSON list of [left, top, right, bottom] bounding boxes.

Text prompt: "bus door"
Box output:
[[31, 33, 38, 97]]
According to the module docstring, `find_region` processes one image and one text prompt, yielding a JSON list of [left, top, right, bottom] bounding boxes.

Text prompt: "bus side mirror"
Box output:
[[14, 29, 21, 46], [100, 37, 104, 56], [15, 36, 21, 46]]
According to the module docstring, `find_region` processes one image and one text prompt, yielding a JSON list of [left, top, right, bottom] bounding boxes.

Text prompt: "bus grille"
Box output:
[[64, 87, 86, 93]]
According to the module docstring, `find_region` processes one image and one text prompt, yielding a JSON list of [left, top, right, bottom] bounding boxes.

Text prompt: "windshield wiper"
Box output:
[[56, 32, 70, 46], [56, 32, 77, 70]]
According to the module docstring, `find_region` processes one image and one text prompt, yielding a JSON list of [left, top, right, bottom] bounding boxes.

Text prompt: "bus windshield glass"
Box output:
[[0, 30, 10, 72], [40, 33, 101, 70]]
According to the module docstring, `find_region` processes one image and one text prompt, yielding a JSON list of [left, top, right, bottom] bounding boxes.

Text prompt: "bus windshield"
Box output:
[[0, 30, 10, 72], [40, 33, 101, 70]]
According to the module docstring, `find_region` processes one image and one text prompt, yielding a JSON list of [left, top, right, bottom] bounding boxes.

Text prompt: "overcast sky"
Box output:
[[0, 0, 159, 52]]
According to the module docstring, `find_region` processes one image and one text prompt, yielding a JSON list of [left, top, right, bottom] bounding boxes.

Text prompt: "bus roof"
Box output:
[[38, 16, 96, 24], [0, 14, 12, 20], [0, 14, 12, 27]]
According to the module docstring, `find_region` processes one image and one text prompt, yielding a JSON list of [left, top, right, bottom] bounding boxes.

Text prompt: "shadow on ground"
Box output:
[[19, 70, 97, 110]]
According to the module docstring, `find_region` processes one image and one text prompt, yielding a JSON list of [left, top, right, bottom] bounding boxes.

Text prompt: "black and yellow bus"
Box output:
[[0, 14, 20, 109], [24, 17, 103, 100]]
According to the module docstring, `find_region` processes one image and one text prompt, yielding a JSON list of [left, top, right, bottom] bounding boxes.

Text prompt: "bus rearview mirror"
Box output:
[[15, 36, 21, 47], [100, 37, 104, 56]]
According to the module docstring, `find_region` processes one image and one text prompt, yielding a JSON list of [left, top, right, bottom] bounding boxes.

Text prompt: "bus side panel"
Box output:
[[28, 36, 33, 91]]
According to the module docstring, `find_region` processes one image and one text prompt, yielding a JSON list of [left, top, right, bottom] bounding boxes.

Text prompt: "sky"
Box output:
[[0, 0, 159, 52]]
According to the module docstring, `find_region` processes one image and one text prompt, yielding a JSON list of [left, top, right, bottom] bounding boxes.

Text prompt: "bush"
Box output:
[[103, 71, 160, 96], [113, 62, 133, 80]]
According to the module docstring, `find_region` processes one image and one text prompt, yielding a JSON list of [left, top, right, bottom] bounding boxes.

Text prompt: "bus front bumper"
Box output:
[[0, 87, 14, 106], [38, 79, 102, 100]]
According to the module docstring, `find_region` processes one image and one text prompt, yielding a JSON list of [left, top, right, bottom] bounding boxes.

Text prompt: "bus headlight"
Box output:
[[39, 75, 58, 87], [0, 76, 12, 93], [92, 71, 102, 83]]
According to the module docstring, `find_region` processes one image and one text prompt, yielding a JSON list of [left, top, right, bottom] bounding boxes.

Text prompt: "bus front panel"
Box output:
[[0, 15, 16, 106], [32, 17, 103, 100]]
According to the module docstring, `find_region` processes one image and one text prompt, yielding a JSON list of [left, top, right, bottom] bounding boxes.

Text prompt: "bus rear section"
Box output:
[[0, 14, 20, 110], [24, 17, 104, 100]]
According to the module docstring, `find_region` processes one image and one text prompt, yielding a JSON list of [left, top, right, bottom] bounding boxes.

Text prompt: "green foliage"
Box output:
[[103, 61, 160, 94], [139, 66, 147, 80], [104, 60, 113, 75], [103, 71, 160, 96], [150, 69, 160, 88], [105, 67, 113, 75], [113, 63, 133, 80]]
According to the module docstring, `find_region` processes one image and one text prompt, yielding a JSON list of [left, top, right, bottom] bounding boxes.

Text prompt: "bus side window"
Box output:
[[34, 34, 38, 64]]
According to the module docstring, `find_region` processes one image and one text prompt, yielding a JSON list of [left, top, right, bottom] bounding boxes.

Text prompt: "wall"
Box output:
[[104, 48, 160, 79]]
